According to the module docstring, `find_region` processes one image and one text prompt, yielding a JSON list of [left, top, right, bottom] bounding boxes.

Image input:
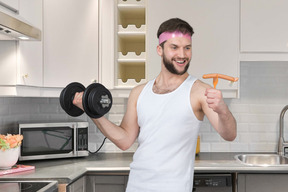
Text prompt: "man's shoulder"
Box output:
[[129, 83, 147, 99], [133, 83, 147, 92], [191, 79, 212, 93]]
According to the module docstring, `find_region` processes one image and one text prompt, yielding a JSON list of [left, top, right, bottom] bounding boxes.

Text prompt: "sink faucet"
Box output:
[[278, 105, 288, 156]]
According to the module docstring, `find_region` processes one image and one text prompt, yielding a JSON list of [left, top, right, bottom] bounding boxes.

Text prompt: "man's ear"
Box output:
[[157, 45, 163, 56]]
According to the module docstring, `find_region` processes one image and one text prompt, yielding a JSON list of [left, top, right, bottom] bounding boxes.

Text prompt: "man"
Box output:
[[73, 18, 236, 192]]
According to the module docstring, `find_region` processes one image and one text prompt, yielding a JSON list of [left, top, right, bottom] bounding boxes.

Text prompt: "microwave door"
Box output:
[[20, 127, 74, 160]]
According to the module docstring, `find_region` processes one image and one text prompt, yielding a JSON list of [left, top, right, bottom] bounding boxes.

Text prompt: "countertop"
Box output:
[[1, 152, 288, 184]]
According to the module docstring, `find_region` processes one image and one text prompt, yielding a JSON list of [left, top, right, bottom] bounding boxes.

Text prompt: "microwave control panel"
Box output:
[[77, 127, 88, 150]]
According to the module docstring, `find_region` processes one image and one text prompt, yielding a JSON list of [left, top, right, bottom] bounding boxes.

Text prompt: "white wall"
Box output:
[[0, 61, 288, 153]]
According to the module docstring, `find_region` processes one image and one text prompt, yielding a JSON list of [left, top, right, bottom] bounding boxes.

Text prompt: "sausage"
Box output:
[[202, 73, 239, 82], [202, 73, 239, 88]]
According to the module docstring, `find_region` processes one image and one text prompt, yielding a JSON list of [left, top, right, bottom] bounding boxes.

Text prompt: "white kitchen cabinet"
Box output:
[[241, 0, 288, 53], [146, 0, 239, 98], [98, 0, 116, 90], [0, 41, 17, 86], [43, 0, 99, 88], [0, 0, 19, 12], [240, 0, 288, 61], [99, 0, 146, 92], [0, 0, 43, 96], [116, 0, 146, 87], [237, 174, 288, 192], [17, 0, 43, 87]]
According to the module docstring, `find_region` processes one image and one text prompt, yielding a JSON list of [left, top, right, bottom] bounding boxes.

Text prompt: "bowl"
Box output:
[[0, 147, 20, 169]]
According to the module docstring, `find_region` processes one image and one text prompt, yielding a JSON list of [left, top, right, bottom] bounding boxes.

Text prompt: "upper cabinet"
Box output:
[[43, 0, 99, 88], [0, 41, 17, 87], [0, 0, 99, 96], [99, 0, 146, 91], [0, 0, 43, 96], [117, 0, 146, 87], [240, 0, 288, 61], [17, 0, 43, 87], [146, 0, 239, 98]]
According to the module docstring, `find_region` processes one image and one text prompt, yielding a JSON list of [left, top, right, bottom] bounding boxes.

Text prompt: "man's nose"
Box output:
[[178, 48, 186, 57]]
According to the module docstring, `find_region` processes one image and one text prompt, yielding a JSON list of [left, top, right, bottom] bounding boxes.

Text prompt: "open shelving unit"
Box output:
[[116, 0, 146, 87]]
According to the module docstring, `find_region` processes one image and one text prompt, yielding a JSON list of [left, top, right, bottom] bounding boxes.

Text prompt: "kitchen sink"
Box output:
[[235, 154, 288, 166]]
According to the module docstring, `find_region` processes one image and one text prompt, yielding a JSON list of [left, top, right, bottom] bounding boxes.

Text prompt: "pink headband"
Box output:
[[159, 31, 191, 45]]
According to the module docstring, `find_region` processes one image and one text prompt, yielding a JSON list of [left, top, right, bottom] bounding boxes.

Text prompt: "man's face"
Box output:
[[160, 36, 192, 75]]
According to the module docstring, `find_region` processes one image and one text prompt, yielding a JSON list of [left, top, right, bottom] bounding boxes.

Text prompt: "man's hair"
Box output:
[[157, 18, 194, 41]]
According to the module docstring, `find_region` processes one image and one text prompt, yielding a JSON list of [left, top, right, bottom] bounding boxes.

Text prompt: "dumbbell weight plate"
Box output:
[[60, 82, 85, 117], [82, 83, 113, 118]]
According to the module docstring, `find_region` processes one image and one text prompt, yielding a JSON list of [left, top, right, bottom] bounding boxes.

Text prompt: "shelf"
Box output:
[[118, 24, 145, 33], [240, 53, 288, 61], [118, 0, 145, 28], [0, 85, 62, 97], [118, 52, 146, 63], [115, 0, 146, 88], [116, 79, 146, 88], [118, 62, 145, 83], [118, 31, 145, 41], [118, 35, 145, 55], [118, 0, 146, 7]]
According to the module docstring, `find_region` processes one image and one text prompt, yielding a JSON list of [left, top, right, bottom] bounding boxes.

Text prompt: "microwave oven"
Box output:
[[19, 122, 89, 161]]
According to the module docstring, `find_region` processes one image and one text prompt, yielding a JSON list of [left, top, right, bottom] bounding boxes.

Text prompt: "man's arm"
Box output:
[[201, 86, 237, 141], [73, 84, 144, 150]]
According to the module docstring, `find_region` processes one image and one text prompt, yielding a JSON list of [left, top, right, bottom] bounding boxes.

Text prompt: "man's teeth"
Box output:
[[176, 60, 185, 64]]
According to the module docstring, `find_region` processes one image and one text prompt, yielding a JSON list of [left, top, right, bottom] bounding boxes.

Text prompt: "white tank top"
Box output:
[[126, 75, 202, 192]]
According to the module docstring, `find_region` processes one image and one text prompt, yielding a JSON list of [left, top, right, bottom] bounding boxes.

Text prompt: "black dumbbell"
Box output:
[[82, 83, 113, 118], [60, 82, 113, 118]]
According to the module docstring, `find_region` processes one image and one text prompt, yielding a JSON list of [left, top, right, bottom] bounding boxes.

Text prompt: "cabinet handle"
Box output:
[[91, 79, 97, 83], [23, 74, 29, 78]]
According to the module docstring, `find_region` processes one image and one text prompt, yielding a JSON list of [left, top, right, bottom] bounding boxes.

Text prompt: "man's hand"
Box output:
[[205, 88, 227, 114], [72, 92, 84, 111]]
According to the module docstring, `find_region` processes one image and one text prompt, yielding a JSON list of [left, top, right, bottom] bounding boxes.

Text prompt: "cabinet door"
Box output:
[[98, 0, 115, 89], [68, 176, 86, 192], [241, 0, 288, 52], [0, 41, 17, 85], [43, 0, 99, 88], [86, 175, 128, 192], [17, 0, 43, 86], [238, 174, 288, 192], [147, 0, 239, 97], [95, 176, 126, 192], [0, 0, 42, 87]]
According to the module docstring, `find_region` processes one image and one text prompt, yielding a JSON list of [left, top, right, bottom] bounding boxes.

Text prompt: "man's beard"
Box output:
[[163, 53, 190, 75]]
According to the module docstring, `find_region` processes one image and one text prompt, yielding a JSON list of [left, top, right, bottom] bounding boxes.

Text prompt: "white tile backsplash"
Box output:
[[0, 61, 288, 153], [199, 61, 288, 152]]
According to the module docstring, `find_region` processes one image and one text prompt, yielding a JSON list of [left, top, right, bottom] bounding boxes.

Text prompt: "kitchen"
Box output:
[[1, 0, 288, 192]]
